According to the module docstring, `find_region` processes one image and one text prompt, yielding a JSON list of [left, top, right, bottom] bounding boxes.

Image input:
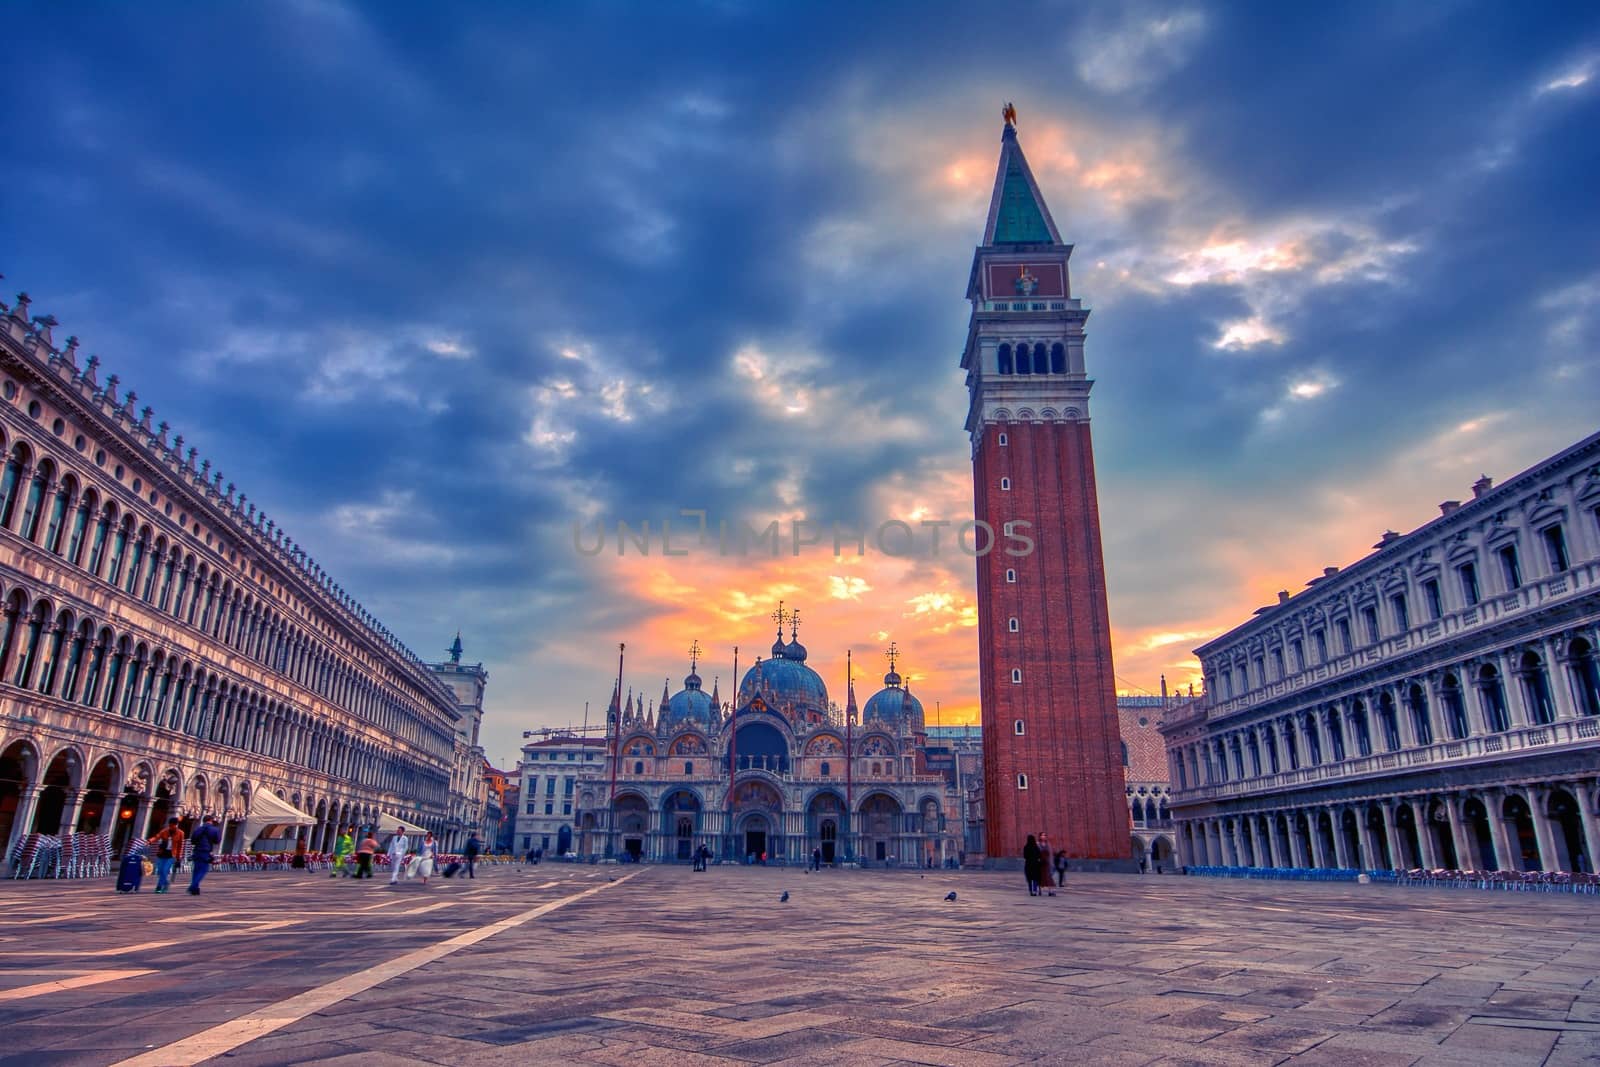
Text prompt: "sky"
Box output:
[[4, 2, 1598, 768]]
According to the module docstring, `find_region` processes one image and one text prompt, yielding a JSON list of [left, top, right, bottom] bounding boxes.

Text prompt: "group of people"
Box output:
[[324, 827, 483, 885], [144, 814, 223, 894], [1022, 833, 1069, 896]]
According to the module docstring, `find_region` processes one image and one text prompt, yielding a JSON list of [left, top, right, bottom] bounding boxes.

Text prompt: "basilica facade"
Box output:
[[578, 610, 964, 866]]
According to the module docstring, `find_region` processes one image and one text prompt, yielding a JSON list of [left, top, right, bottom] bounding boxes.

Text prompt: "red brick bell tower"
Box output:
[[963, 112, 1130, 868]]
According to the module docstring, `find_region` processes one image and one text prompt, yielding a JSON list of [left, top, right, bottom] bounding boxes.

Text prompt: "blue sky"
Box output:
[[5, 2, 1598, 766]]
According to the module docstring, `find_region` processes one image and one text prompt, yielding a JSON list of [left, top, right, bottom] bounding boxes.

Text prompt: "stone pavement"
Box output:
[[0, 863, 1596, 1066]]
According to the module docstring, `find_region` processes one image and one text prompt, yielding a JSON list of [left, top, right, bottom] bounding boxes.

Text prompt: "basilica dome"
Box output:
[[739, 653, 829, 718], [659, 671, 718, 732], [863, 668, 924, 729]]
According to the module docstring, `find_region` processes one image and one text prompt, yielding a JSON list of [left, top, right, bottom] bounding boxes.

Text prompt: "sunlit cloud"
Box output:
[[1076, 9, 1208, 94], [1536, 57, 1595, 95], [1214, 316, 1285, 351]]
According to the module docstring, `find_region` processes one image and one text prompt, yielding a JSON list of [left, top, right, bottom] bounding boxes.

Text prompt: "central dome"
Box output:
[[739, 655, 829, 717]]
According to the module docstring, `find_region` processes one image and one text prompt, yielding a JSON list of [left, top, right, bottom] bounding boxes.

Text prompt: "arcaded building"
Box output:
[[0, 290, 485, 864], [1163, 431, 1600, 874]]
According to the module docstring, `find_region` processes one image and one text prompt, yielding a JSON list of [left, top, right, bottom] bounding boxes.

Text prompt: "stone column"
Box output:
[[1546, 637, 1579, 721], [1288, 814, 1309, 867], [60, 790, 86, 836], [4, 786, 44, 863], [1445, 795, 1473, 871], [1354, 808, 1377, 870], [1410, 798, 1440, 869], [1208, 821, 1222, 865], [1308, 813, 1329, 868], [1485, 790, 1515, 871], [1575, 780, 1600, 874], [1226, 821, 1241, 866], [1379, 801, 1402, 869], [1329, 807, 1352, 868], [1526, 786, 1562, 872]]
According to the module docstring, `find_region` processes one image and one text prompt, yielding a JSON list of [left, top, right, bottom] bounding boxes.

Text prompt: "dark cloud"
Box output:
[[4, 1, 1598, 762]]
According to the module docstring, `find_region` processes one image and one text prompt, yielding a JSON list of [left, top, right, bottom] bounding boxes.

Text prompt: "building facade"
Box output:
[[427, 634, 489, 849], [514, 733, 607, 857], [1118, 694, 1180, 871], [1163, 431, 1600, 874], [0, 289, 481, 865], [577, 610, 964, 866], [963, 115, 1130, 866]]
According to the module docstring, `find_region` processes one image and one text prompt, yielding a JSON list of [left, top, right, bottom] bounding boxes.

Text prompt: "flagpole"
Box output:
[[606, 643, 624, 859], [726, 644, 738, 862], [845, 648, 854, 864]]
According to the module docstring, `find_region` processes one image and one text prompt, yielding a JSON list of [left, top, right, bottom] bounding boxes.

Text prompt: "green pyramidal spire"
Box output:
[[983, 122, 1061, 246], [995, 155, 1051, 243]]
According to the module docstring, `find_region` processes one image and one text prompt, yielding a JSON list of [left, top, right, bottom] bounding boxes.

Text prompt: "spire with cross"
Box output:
[[883, 641, 902, 687], [688, 638, 702, 673], [789, 608, 801, 641]]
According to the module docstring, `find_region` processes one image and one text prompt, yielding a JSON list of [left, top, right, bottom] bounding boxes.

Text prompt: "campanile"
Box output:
[[962, 111, 1130, 867]]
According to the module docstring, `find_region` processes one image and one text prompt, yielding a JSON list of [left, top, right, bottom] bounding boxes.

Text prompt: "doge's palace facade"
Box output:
[[0, 289, 477, 864], [1164, 431, 1600, 875]]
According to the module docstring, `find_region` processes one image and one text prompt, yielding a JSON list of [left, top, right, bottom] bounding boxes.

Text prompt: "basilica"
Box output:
[[572, 607, 965, 866]]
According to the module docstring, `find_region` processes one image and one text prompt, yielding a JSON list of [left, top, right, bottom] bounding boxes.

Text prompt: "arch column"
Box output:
[[5, 786, 45, 859], [1379, 801, 1402, 869], [1409, 798, 1439, 869], [1307, 812, 1329, 868], [1288, 813, 1309, 867], [1526, 786, 1560, 872], [1327, 807, 1350, 867], [1485, 789, 1515, 871], [1445, 795, 1473, 871], [1354, 808, 1376, 870], [1577, 780, 1600, 873], [61, 790, 86, 835]]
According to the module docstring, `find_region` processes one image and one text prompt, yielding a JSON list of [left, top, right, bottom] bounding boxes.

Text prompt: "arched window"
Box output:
[[1303, 712, 1322, 764], [1478, 664, 1510, 732], [818, 761, 829, 776], [1406, 684, 1432, 744], [1121, 741, 1129, 766], [1017, 773, 1028, 790], [1440, 674, 1469, 738], [0, 443, 30, 528], [18, 459, 51, 541], [43, 474, 74, 553], [1011, 668, 1022, 683], [1008, 617, 1019, 632], [1005, 568, 1016, 583], [1014, 719, 1025, 735], [1377, 693, 1401, 750], [1015, 343, 1031, 375], [1518, 650, 1555, 725], [996, 343, 1013, 375], [1570, 638, 1600, 717], [1050, 342, 1065, 374], [633, 760, 643, 774], [1033, 343, 1049, 374], [1000, 477, 1010, 491], [66, 488, 94, 565]]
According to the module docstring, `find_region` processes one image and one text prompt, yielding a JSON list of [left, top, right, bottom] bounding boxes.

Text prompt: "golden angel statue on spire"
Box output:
[[1002, 101, 1018, 127]]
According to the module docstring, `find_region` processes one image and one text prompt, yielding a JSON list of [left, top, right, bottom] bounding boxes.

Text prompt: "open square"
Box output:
[[2, 865, 1597, 1065]]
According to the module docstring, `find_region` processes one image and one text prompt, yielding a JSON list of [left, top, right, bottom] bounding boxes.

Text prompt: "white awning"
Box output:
[[248, 789, 317, 828], [370, 810, 416, 836]]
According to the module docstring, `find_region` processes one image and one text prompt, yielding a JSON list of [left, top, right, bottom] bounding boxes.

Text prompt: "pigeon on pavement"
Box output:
[[779, 891, 790, 902]]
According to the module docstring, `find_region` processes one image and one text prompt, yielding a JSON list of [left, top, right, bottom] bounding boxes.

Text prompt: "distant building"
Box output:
[[426, 633, 490, 850], [1164, 432, 1600, 874], [1117, 694, 1181, 871], [514, 733, 607, 856]]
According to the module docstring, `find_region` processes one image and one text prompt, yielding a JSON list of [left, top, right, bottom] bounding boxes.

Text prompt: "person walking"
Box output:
[[463, 833, 481, 879], [413, 833, 437, 885], [387, 827, 411, 885], [331, 826, 354, 878], [147, 817, 185, 894], [1053, 849, 1069, 890], [188, 815, 222, 896], [354, 830, 378, 879], [811, 847, 822, 872], [1038, 833, 1056, 896], [1022, 834, 1044, 896]]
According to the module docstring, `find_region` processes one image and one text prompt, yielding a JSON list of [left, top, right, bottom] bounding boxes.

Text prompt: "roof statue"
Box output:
[[448, 631, 464, 664], [1002, 101, 1018, 128]]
